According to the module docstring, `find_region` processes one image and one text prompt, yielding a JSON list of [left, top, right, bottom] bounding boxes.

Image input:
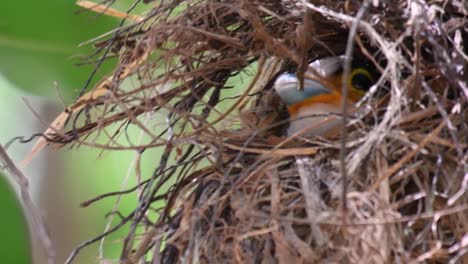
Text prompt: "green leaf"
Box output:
[[0, 0, 118, 98], [0, 175, 31, 263]]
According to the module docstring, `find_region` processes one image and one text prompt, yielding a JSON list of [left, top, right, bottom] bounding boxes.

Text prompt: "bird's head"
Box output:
[[274, 56, 377, 136]]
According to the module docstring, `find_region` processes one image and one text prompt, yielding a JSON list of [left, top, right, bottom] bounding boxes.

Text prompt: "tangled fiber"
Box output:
[[29, 0, 468, 263]]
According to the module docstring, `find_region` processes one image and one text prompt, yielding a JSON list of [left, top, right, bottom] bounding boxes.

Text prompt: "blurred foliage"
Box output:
[[0, 175, 30, 263], [0, 0, 143, 262], [0, 0, 118, 98]]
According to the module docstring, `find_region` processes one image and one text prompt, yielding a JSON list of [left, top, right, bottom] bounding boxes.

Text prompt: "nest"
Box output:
[[31, 0, 468, 263]]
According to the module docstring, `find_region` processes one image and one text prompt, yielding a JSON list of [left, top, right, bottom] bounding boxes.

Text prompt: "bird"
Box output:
[[274, 56, 376, 137]]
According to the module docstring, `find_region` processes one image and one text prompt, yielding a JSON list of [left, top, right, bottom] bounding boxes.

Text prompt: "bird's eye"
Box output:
[[350, 68, 374, 91]]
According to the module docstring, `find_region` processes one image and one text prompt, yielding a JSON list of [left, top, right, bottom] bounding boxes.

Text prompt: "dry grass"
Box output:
[[25, 0, 468, 263]]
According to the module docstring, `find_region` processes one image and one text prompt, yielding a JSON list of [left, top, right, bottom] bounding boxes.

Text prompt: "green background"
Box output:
[[0, 0, 148, 262]]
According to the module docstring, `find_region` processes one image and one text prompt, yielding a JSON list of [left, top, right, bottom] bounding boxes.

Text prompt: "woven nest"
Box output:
[[34, 0, 468, 263]]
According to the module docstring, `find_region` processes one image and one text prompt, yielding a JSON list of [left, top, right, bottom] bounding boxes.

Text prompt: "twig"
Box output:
[[76, 0, 144, 22], [339, 0, 370, 216], [0, 145, 55, 264]]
